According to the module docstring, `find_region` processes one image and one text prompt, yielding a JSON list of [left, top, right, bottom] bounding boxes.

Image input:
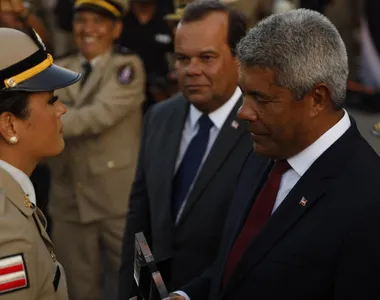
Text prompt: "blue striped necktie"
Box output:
[[172, 114, 214, 217]]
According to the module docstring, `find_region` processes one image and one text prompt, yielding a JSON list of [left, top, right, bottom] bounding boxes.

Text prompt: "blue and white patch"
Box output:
[[118, 64, 134, 85]]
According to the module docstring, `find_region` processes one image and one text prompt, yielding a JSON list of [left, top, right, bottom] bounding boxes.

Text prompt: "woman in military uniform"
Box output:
[[0, 27, 80, 299]]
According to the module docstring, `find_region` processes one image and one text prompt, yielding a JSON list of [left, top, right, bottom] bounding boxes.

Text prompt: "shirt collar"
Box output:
[[0, 160, 36, 205], [189, 87, 242, 130], [79, 53, 105, 68], [287, 109, 351, 177]]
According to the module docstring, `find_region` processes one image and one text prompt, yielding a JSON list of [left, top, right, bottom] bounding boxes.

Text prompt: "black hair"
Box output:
[[181, 0, 247, 56], [0, 91, 30, 119]]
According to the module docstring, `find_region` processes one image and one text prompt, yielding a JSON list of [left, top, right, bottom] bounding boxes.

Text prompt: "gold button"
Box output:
[[7, 78, 17, 88], [107, 160, 115, 168], [77, 182, 83, 188], [50, 250, 57, 262]]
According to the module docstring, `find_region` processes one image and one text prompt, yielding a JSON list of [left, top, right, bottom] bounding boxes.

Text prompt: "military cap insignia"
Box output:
[[0, 254, 29, 294], [118, 64, 134, 85]]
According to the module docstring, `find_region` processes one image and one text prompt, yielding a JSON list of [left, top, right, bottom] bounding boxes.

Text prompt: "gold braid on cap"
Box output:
[[0, 28, 53, 90], [75, 0, 121, 18]]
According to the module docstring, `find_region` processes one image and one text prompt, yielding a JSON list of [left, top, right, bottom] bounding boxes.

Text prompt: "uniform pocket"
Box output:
[[88, 152, 132, 175]]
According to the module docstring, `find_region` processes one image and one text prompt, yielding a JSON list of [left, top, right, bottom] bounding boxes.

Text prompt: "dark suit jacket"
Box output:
[[183, 118, 380, 300], [119, 93, 253, 299]]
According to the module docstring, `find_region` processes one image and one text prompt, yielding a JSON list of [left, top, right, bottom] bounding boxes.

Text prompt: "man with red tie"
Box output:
[[171, 8, 380, 300]]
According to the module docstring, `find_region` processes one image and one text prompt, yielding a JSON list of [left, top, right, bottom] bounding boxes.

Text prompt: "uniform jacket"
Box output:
[[48, 47, 145, 223], [0, 168, 68, 299]]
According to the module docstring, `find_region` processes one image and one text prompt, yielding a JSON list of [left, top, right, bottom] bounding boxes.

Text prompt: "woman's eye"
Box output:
[[48, 96, 58, 105]]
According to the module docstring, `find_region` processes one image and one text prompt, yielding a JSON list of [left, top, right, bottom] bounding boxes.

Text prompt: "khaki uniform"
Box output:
[[47, 48, 145, 300], [0, 168, 68, 300]]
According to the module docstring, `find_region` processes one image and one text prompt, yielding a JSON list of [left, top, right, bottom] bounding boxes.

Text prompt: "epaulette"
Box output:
[[113, 44, 136, 56], [54, 50, 80, 60]]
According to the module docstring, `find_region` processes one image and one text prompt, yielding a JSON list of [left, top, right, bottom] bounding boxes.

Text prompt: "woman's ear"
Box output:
[[0, 112, 18, 144]]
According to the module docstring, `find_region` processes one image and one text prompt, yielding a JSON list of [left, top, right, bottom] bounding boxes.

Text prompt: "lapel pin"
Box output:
[[299, 197, 308, 207], [231, 120, 239, 129]]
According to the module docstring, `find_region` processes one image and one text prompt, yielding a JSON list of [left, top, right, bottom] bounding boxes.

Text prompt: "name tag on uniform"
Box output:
[[155, 34, 172, 44]]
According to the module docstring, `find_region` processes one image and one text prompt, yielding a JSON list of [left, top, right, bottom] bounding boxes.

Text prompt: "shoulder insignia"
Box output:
[[118, 64, 135, 85], [0, 253, 29, 295], [113, 44, 135, 55], [54, 50, 79, 61]]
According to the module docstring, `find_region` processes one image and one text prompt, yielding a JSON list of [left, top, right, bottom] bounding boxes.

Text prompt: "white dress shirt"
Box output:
[[173, 87, 242, 222], [273, 109, 351, 213], [0, 160, 36, 206], [176, 109, 351, 300]]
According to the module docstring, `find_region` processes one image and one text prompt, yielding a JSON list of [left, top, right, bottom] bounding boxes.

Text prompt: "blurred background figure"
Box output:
[[221, 0, 273, 28], [0, 0, 51, 49], [46, 0, 145, 300], [344, 0, 380, 155], [118, 0, 175, 113]]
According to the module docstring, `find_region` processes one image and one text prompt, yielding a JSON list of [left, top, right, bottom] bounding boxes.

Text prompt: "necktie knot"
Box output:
[[272, 160, 291, 176], [80, 61, 92, 88], [82, 61, 92, 73], [198, 114, 213, 132]]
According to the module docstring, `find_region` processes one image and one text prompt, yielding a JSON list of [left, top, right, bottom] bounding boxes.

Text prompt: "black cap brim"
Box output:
[[10, 63, 81, 92]]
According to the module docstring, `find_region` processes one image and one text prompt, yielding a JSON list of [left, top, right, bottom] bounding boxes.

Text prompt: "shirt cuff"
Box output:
[[173, 290, 191, 300]]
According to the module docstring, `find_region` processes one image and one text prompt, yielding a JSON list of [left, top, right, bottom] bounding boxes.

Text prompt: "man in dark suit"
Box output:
[[118, 1, 251, 299], [173, 8, 380, 300]]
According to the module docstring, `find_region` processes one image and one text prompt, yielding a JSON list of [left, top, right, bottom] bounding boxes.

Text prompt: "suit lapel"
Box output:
[[76, 52, 111, 107], [209, 153, 272, 297], [221, 121, 361, 296], [177, 98, 246, 225], [154, 96, 189, 226]]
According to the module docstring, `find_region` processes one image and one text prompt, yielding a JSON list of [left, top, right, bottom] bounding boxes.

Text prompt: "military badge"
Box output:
[[118, 64, 134, 85]]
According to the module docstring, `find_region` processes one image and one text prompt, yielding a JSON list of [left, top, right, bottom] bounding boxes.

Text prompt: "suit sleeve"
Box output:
[[118, 108, 153, 300], [334, 202, 380, 299], [178, 262, 215, 300], [62, 55, 145, 138]]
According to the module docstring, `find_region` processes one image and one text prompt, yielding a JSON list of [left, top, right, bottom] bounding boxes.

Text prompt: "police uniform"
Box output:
[[0, 27, 81, 299], [46, 1, 145, 299]]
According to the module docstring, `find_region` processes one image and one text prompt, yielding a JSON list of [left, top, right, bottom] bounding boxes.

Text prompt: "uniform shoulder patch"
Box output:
[[113, 44, 135, 55], [0, 253, 29, 295], [118, 64, 135, 85], [55, 50, 79, 61]]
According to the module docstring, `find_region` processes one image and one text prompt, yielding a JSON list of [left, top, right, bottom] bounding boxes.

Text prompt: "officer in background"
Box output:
[[118, 0, 174, 111], [47, 0, 145, 300], [0, 27, 81, 299], [221, 0, 273, 28]]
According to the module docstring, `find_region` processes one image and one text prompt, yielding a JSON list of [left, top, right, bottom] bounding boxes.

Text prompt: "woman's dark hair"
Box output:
[[0, 91, 30, 119], [181, 0, 247, 56]]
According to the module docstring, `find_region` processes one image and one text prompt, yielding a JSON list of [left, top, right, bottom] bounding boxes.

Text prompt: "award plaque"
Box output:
[[133, 232, 170, 300]]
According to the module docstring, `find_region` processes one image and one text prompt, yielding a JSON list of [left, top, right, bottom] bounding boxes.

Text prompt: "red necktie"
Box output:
[[223, 160, 291, 285]]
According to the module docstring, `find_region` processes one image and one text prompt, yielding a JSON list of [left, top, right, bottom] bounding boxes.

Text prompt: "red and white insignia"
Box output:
[[231, 120, 239, 129], [118, 64, 134, 85], [0, 254, 29, 294], [299, 197, 308, 207]]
